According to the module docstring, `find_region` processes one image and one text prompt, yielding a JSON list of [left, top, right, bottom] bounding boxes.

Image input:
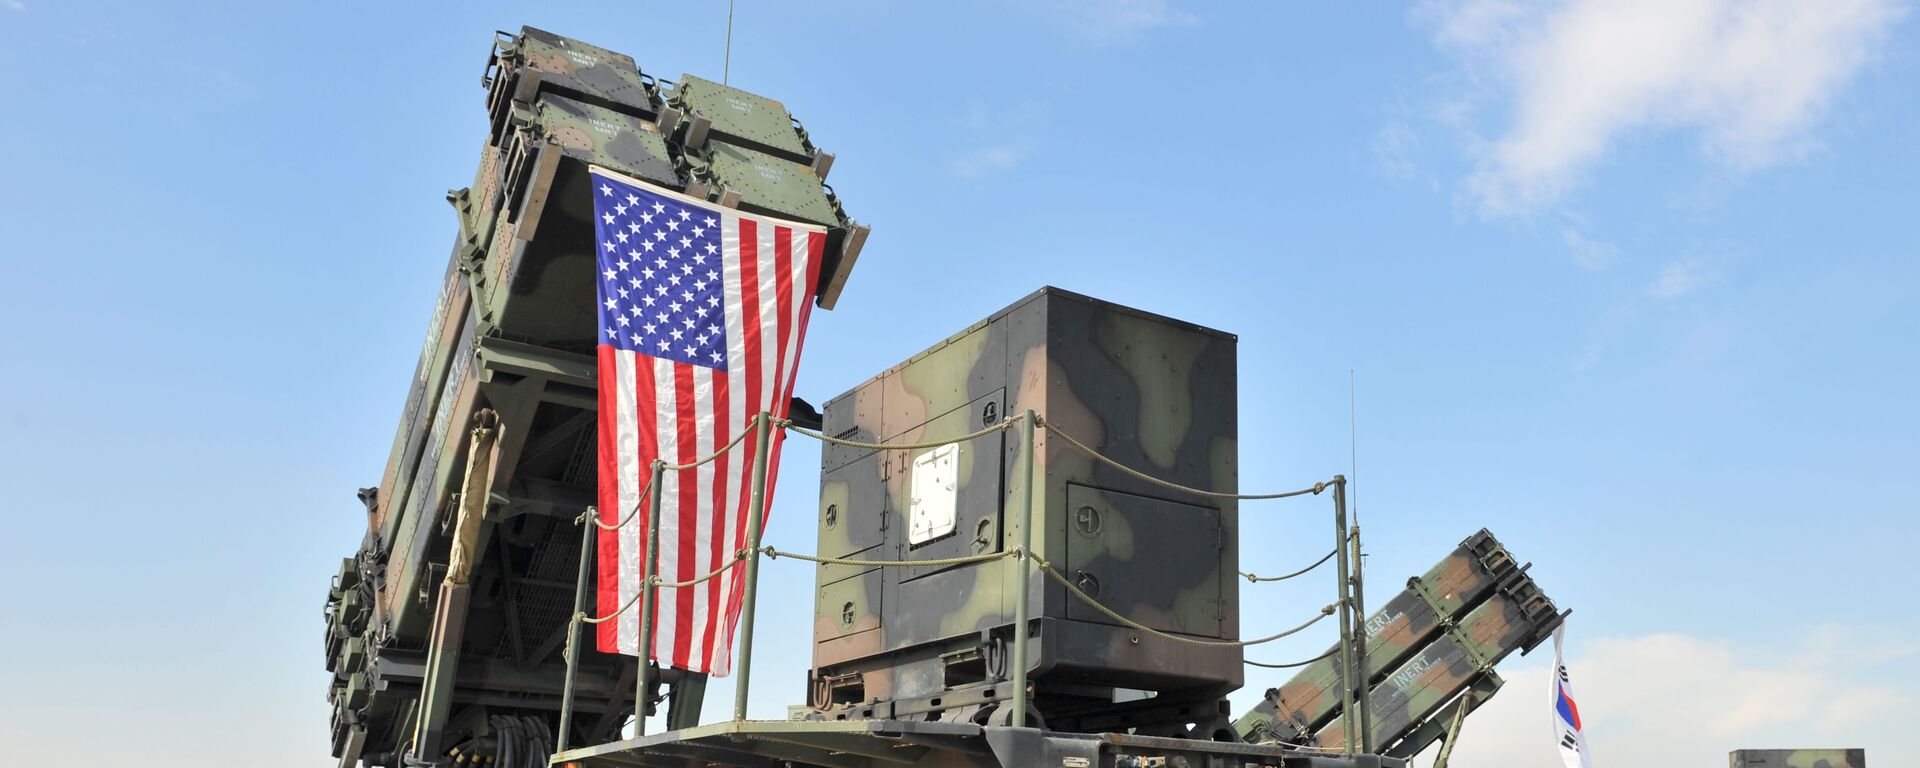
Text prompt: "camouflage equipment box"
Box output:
[[807, 287, 1242, 735], [1732, 749, 1866, 768]]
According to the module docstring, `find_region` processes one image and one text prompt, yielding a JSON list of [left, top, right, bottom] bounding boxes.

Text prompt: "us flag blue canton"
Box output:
[[588, 166, 828, 676], [594, 173, 729, 369]]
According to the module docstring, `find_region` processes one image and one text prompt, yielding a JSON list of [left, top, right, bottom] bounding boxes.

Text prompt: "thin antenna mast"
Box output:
[[1350, 369, 1358, 526], [723, 0, 736, 85]]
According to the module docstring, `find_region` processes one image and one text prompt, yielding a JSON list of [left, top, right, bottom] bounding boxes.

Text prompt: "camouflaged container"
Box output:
[[1731, 749, 1866, 768], [808, 287, 1241, 733]]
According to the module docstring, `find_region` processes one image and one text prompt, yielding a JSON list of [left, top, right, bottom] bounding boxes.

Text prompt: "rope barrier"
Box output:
[[1245, 645, 1340, 669], [1034, 558, 1334, 647], [655, 551, 748, 589], [664, 424, 756, 471], [575, 551, 749, 625], [575, 424, 755, 531], [577, 481, 652, 531], [579, 588, 643, 625], [1240, 548, 1338, 583], [776, 414, 1023, 451], [761, 546, 1017, 569], [1038, 416, 1332, 501]]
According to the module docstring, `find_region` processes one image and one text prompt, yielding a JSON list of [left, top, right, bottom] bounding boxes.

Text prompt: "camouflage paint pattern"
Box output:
[[323, 25, 868, 765], [1731, 749, 1867, 768], [1312, 572, 1558, 751], [486, 26, 659, 146], [807, 288, 1241, 734], [1234, 529, 1519, 744], [687, 141, 843, 228], [670, 73, 813, 162]]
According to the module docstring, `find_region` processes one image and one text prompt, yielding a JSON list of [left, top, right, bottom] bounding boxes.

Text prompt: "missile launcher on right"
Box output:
[[1235, 528, 1564, 757]]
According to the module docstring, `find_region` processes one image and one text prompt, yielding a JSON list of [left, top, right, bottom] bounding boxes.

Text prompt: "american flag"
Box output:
[[589, 166, 825, 675]]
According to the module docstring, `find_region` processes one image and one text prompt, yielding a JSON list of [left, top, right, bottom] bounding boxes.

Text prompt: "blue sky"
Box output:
[[0, 2, 1913, 766]]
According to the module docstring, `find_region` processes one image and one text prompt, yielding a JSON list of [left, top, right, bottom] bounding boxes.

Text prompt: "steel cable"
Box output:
[[762, 546, 1017, 569], [776, 414, 1023, 451], [1240, 548, 1338, 583], [1245, 645, 1340, 669], [1039, 416, 1332, 501], [1034, 558, 1335, 647]]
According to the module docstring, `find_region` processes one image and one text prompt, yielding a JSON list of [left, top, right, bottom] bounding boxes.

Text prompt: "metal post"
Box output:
[[1009, 410, 1038, 728], [733, 412, 773, 721], [1330, 474, 1356, 756], [635, 460, 665, 736], [1342, 480, 1373, 753], [556, 508, 597, 753], [1431, 693, 1473, 768]]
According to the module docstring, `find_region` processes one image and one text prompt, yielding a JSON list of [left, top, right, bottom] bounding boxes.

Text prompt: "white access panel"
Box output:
[[907, 444, 960, 545]]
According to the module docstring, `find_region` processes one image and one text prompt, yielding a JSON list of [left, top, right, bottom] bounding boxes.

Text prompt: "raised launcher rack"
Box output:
[[1235, 529, 1566, 758], [321, 26, 867, 768]]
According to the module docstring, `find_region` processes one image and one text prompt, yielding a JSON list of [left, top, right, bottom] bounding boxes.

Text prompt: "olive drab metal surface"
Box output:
[[1234, 529, 1565, 758], [804, 287, 1244, 736], [320, 26, 867, 768], [1731, 749, 1867, 768]]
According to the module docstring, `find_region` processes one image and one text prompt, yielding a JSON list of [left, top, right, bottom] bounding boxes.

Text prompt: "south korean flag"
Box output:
[[1550, 624, 1595, 768]]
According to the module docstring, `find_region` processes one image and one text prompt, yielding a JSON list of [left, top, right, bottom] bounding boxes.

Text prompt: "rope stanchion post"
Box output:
[[635, 460, 664, 736], [1010, 409, 1037, 728], [1345, 476, 1373, 753], [556, 506, 597, 752], [733, 412, 772, 722], [1330, 473, 1356, 756]]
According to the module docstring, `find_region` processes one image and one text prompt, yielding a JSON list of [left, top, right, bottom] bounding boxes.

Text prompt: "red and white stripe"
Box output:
[[595, 194, 825, 676]]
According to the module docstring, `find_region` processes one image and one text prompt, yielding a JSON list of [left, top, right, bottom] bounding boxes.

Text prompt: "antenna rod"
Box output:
[[723, 0, 736, 85], [1350, 369, 1358, 526]]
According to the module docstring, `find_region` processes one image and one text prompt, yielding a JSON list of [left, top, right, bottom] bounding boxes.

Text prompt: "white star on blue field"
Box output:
[[592, 174, 728, 370]]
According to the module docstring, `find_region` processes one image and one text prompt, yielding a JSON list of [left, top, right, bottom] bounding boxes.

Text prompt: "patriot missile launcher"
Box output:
[[322, 26, 866, 768], [329, 23, 1570, 768], [1234, 529, 1564, 757]]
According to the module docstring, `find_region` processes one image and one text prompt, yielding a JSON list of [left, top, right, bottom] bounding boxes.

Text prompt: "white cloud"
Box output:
[[1427, 630, 1918, 768], [1563, 229, 1621, 270], [4, 0, 26, 11], [1040, 0, 1198, 42], [951, 143, 1031, 178], [1373, 122, 1423, 181], [1424, 0, 1901, 215], [949, 101, 1045, 179], [1649, 257, 1712, 298]]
